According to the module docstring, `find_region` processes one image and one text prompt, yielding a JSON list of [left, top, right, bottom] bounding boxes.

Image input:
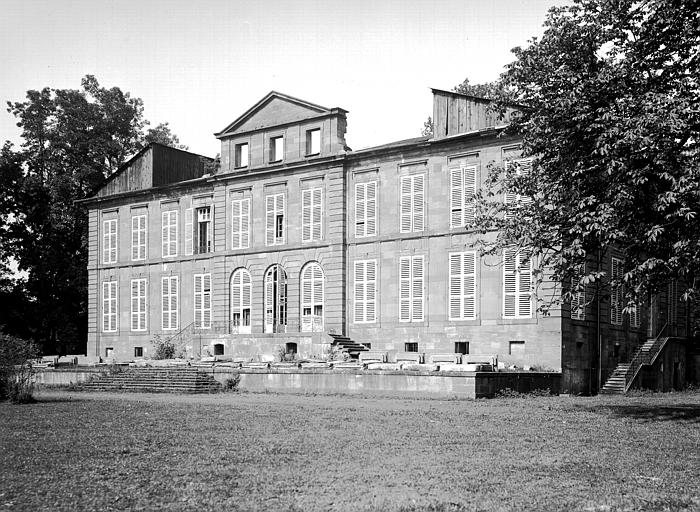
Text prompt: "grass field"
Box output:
[[1, 390, 699, 511]]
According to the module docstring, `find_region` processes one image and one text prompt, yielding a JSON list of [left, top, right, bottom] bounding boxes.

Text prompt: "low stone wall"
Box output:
[[34, 368, 101, 387]]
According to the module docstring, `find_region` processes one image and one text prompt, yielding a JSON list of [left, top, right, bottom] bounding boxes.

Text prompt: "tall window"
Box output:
[[161, 210, 178, 258], [571, 263, 586, 320], [234, 143, 249, 168], [668, 280, 678, 326], [102, 280, 117, 332], [400, 174, 424, 233], [355, 181, 377, 238], [306, 128, 320, 155], [354, 260, 377, 323], [610, 257, 623, 325], [449, 252, 477, 320], [270, 135, 284, 162], [266, 193, 285, 246], [450, 165, 477, 228], [131, 214, 147, 261], [503, 249, 532, 319], [264, 265, 287, 333], [161, 276, 178, 331], [130, 278, 147, 331], [194, 273, 212, 329], [230, 268, 251, 334], [399, 255, 424, 322], [196, 207, 212, 254], [103, 219, 117, 264], [231, 198, 250, 250], [302, 188, 322, 242], [301, 262, 324, 332], [504, 158, 533, 219]]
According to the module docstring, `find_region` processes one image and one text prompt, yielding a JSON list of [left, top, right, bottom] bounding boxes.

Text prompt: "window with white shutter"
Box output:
[[103, 219, 118, 264], [503, 249, 532, 319], [230, 268, 251, 334], [130, 278, 147, 331], [354, 259, 377, 323], [610, 257, 623, 325], [194, 273, 212, 329], [629, 302, 640, 328], [449, 252, 477, 320], [231, 198, 250, 250], [668, 280, 678, 326], [161, 276, 178, 330], [131, 215, 147, 261], [301, 262, 324, 332], [266, 193, 285, 246], [571, 263, 586, 320], [400, 174, 424, 233], [302, 188, 322, 242], [355, 181, 377, 237], [450, 165, 477, 228], [264, 265, 287, 333], [504, 158, 533, 219], [399, 255, 424, 322], [102, 280, 118, 332], [161, 210, 178, 258]]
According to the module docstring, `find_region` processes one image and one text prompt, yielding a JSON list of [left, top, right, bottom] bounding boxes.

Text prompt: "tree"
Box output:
[[1, 76, 186, 355], [144, 122, 188, 150], [472, 0, 700, 313], [453, 77, 512, 100]]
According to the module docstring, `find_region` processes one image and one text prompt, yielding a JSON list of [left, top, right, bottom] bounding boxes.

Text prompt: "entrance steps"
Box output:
[[600, 337, 672, 395], [77, 367, 222, 394], [329, 334, 370, 359]]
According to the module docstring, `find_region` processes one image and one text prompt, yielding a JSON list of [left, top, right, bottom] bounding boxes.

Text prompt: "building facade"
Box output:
[[81, 89, 685, 394]]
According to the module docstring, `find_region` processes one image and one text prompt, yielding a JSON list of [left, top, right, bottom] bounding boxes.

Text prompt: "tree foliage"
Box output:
[[144, 122, 188, 150], [472, 0, 700, 312]]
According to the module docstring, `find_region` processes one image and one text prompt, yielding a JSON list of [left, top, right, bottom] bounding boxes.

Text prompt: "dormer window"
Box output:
[[234, 143, 248, 168], [306, 128, 320, 156], [270, 136, 284, 163]]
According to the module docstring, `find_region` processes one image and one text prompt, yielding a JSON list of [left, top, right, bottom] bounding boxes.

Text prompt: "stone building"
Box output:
[[80, 89, 689, 394]]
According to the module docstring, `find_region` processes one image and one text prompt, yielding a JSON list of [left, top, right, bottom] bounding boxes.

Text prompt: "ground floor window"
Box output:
[[405, 342, 418, 353], [301, 262, 324, 332], [231, 268, 252, 334], [264, 265, 287, 333], [134, 347, 143, 358], [455, 341, 469, 355]]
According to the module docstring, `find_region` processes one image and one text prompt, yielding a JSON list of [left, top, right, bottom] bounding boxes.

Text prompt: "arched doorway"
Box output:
[[264, 265, 287, 333]]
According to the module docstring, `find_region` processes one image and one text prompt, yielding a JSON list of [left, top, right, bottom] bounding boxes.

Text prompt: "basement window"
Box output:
[[509, 340, 525, 356], [105, 347, 114, 358], [134, 347, 143, 358], [285, 342, 298, 355], [214, 343, 224, 356], [405, 342, 418, 353], [455, 342, 469, 355]]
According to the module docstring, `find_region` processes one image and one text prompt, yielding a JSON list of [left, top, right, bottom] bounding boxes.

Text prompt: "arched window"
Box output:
[[230, 268, 252, 334], [301, 262, 324, 332], [264, 265, 287, 333]]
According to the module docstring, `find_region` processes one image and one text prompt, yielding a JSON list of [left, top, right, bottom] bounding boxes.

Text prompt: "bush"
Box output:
[[224, 374, 241, 391], [0, 332, 39, 403], [152, 335, 175, 360], [495, 387, 552, 398]]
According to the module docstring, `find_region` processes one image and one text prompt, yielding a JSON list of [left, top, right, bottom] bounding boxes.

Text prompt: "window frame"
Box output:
[[448, 251, 477, 321], [161, 210, 178, 258], [270, 135, 284, 163], [300, 262, 324, 332], [230, 268, 252, 334], [161, 275, 179, 331], [355, 181, 377, 238], [102, 218, 118, 264], [130, 278, 147, 332], [305, 128, 321, 156], [301, 187, 323, 242], [194, 273, 212, 329], [449, 165, 477, 228], [399, 255, 425, 323], [502, 248, 533, 319], [399, 174, 425, 233], [265, 193, 285, 246], [354, 259, 377, 324], [231, 197, 250, 250], [102, 280, 118, 333], [234, 142, 249, 168], [131, 214, 147, 261]]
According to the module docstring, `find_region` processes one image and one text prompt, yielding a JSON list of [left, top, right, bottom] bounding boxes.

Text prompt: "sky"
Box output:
[[0, 0, 566, 157]]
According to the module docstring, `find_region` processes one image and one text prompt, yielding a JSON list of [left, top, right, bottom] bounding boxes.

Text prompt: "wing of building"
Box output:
[[79, 89, 691, 395]]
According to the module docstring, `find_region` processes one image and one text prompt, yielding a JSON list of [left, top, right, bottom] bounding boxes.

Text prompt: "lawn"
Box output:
[[1, 390, 699, 511]]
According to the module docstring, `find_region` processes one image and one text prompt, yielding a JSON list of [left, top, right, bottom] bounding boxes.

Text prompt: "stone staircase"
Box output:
[[601, 337, 671, 395], [329, 333, 370, 359], [78, 367, 223, 394]]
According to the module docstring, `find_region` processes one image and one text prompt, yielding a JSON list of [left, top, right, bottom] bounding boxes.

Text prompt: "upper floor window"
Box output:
[[610, 257, 623, 325], [503, 248, 532, 319], [131, 214, 147, 261], [450, 165, 477, 228], [234, 143, 249, 168], [571, 263, 586, 320], [400, 174, 424, 233], [185, 206, 213, 255], [161, 210, 178, 258], [355, 181, 377, 238], [103, 218, 118, 264], [504, 158, 532, 219], [266, 193, 285, 246], [306, 128, 320, 156], [231, 198, 250, 250], [302, 187, 322, 242], [270, 135, 284, 163], [399, 255, 424, 322]]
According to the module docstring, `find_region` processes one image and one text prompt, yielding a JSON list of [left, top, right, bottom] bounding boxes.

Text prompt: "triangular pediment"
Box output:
[[216, 91, 333, 137]]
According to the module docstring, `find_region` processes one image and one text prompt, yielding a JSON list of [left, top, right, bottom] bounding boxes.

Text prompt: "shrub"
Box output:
[[495, 387, 552, 398], [224, 374, 241, 391], [0, 332, 39, 404], [152, 335, 175, 360]]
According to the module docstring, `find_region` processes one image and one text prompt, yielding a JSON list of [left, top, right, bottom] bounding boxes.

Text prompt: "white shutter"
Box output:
[[400, 177, 412, 233], [102, 282, 109, 332], [161, 212, 168, 257], [413, 175, 424, 232], [241, 198, 250, 249], [399, 257, 411, 322], [449, 254, 462, 319], [203, 274, 211, 328], [312, 187, 322, 241], [171, 276, 178, 330], [103, 219, 117, 264], [611, 257, 623, 325], [355, 183, 365, 237], [517, 252, 532, 318], [131, 216, 139, 261], [277, 194, 285, 244], [463, 166, 477, 225], [231, 200, 241, 250], [266, 195, 274, 246], [264, 269, 274, 332], [130, 279, 147, 331], [194, 274, 202, 328], [503, 249, 517, 318], [302, 189, 312, 242], [450, 168, 463, 228], [366, 260, 376, 322], [412, 256, 424, 321], [366, 181, 376, 236], [301, 265, 313, 332], [354, 261, 365, 322], [185, 207, 193, 256], [571, 264, 585, 320]]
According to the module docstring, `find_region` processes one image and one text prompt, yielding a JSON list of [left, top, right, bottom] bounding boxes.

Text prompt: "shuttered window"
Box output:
[[354, 260, 377, 323], [161, 210, 178, 258], [449, 165, 477, 228], [668, 280, 678, 326], [400, 174, 424, 233], [355, 181, 377, 237], [503, 249, 532, 319], [571, 264, 586, 320], [301, 262, 324, 332], [184, 207, 193, 255], [399, 255, 424, 322], [102, 280, 118, 332], [610, 257, 623, 325], [130, 278, 147, 331], [504, 158, 533, 219], [264, 265, 287, 333], [231, 198, 250, 250], [266, 193, 285, 246], [103, 219, 118, 264], [230, 269, 251, 334], [161, 276, 178, 331], [194, 273, 212, 329], [302, 188, 322, 242], [449, 252, 477, 320], [131, 215, 147, 261]]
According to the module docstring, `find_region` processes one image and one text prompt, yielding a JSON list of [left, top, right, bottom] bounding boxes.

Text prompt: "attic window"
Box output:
[[270, 136, 284, 163], [234, 143, 248, 168], [306, 129, 320, 156]]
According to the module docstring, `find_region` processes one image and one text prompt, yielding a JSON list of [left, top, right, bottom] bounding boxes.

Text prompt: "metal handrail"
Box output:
[[622, 322, 670, 393]]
